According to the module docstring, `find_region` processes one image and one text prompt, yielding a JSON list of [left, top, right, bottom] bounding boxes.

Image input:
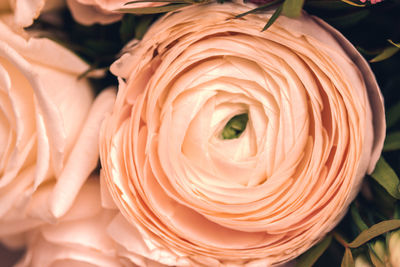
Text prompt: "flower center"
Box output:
[[221, 113, 249, 140]]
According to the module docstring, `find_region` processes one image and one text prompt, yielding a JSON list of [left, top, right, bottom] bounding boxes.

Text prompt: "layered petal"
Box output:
[[15, 178, 125, 267]]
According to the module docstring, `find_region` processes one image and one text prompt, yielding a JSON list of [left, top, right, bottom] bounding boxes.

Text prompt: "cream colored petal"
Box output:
[[57, 178, 103, 222], [32, 106, 50, 189], [0, 20, 94, 185], [66, 0, 122, 26], [0, 166, 35, 219], [17, 179, 122, 267], [0, 39, 67, 176], [12, 0, 64, 27], [13, 0, 46, 27], [0, 19, 89, 75], [100, 170, 117, 209], [107, 214, 190, 267], [49, 89, 116, 218], [41, 211, 116, 255], [32, 62, 93, 176], [310, 16, 385, 174], [0, 41, 36, 186], [16, 233, 122, 267]]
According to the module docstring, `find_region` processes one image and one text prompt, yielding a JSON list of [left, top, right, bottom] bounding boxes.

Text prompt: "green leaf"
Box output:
[[281, 0, 304, 18], [117, 3, 191, 14], [370, 46, 400, 63], [370, 157, 400, 199], [356, 46, 381, 56], [394, 204, 400, 220], [235, 0, 282, 19], [120, 14, 136, 44], [351, 204, 369, 232], [348, 220, 400, 248], [296, 235, 332, 267], [135, 15, 154, 40], [387, 102, 400, 128], [341, 248, 355, 267], [83, 39, 120, 54], [282, 0, 305, 18], [383, 132, 400, 151], [326, 10, 370, 28], [262, 4, 283, 31]]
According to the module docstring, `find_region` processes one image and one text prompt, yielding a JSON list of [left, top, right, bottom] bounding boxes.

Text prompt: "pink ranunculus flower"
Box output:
[[15, 178, 127, 267], [66, 0, 164, 25], [100, 2, 385, 266], [360, 0, 383, 4], [0, 15, 116, 243], [0, 0, 64, 27]]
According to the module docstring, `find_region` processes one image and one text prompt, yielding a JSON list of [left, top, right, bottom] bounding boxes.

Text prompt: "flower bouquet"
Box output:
[[0, 0, 399, 266]]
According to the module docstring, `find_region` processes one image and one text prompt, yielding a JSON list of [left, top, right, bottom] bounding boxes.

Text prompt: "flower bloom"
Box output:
[[0, 15, 116, 240], [66, 0, 164, 25], [100, 2, 385, 266], [0, 0, 64, 27], [15, 178, 124, 267]]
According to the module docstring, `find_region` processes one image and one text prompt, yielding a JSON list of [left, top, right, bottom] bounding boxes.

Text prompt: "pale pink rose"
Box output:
[[66, 0, 163, 25], [0, 16, 116, 241], [15, 178, 128, 267], [100, 2, 385, 266], [0, 0, 64, 27]]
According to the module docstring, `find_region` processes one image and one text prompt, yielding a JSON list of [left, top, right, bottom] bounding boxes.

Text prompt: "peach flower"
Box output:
[[100, 2, 385, 266], [66, 0, 163, 25], [15, 178, 126, 267], [0, 0, 64, 27], [0, 15, 116, 241]]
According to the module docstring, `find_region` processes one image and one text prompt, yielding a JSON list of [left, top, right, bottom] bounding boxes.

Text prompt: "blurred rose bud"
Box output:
[[66, 0, 164, 25], [355, 255, 373, 267], [15, 178, 125, 267], [0, 0, 64, 27], [100, 2, 385, 265], [389, 229, 400, 266], [0, 16, 116, 242]]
